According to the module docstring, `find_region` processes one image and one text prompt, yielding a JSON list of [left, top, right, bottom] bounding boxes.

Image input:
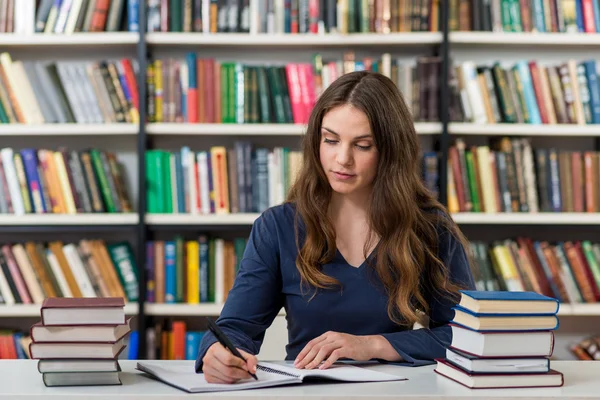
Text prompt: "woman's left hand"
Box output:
[[293, 331, 380, 370]]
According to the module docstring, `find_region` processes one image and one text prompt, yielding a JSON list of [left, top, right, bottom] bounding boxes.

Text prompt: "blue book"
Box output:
[[164, 241, 176, 303], [185, 331, 205, 360], [127, 331, 139, 360], [458, 290, 560, 315], [451, 306, 560, 331]]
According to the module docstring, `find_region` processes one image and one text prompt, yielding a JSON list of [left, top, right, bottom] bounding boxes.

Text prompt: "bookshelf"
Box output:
[[145, 32, 443, 46], [0, 32, 139, 47], [450, 32, 600, 46], [448, 123, 600, 136], [0, 303, 139, 318], [3, 1, 600, 363], [145, 122, 443, 136], [0, 124, 138, 136]]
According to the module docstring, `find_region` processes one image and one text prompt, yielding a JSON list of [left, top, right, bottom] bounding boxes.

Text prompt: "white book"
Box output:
[[0, 148, 25, 215], [0, 261, 15, 305], [11, 244, 45, 304], [45, 250, 73, 298], [62, 244, 96, 297], [136, 360, 405, 393], [198, 152, 210, 215]]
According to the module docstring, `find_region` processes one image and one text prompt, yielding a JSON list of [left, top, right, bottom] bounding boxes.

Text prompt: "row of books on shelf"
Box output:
[[147, 0, 440, 34], [146, 145, 302, 214], [0, 0, 139, 34], [470, 238, 600, 304], [3, 234, 600, 306], [451, 0, 600, 34], [571, 334, 600, 360], [146, 53, 438, 124], [0, 54, 139, 125], [448, 139, 600, 214], [0, 148, 131, 215], [146, 319, 205, 361], [0, 240, 138, 305], [146, 236, 248, 304], [454, 59, 600, 125]]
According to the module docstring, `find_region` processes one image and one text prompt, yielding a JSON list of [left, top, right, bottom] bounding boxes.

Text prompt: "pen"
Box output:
[[206, 318, 258, 381]]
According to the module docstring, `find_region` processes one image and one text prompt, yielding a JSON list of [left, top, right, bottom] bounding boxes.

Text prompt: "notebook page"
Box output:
[[136, 361, 300, 393], [258, 361, 407, 382]]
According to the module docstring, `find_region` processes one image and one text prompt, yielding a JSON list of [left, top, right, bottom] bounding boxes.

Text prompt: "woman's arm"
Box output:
[[195, 210, 285, 372], [377, 228, 476, 366]]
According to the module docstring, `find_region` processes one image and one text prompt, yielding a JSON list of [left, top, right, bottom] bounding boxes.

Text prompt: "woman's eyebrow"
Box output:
[[322, 127, 372, 140]]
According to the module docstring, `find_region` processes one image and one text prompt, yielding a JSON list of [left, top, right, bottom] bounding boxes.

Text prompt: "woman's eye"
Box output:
[[356, 144, 372, 151], [324, 138, 337, 144]]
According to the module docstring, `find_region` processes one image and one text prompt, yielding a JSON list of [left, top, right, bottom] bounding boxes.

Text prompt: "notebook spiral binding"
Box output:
[[256, 365, 300, 379]]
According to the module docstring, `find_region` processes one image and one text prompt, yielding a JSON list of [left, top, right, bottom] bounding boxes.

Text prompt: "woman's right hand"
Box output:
[[202, 342, 258, 384]]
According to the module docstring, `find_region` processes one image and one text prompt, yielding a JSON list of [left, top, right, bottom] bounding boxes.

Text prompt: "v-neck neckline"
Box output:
[[335, 243, 379, 269]]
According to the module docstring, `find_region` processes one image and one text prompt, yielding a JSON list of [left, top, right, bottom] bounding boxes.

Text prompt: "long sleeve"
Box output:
[[194, 210, 285, 372], [379, 229, 475, 367]]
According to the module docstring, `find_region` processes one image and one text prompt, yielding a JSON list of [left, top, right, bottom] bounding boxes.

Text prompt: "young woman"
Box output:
[[195, 71, 475, 384]]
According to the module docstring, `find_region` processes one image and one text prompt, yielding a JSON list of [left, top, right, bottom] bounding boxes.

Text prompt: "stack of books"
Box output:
[[434, 290, 564, 389], [29, 297, 132, 387]]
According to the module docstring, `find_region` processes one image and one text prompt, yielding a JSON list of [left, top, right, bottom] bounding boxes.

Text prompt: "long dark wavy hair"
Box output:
[[286, 71, 470, 328]]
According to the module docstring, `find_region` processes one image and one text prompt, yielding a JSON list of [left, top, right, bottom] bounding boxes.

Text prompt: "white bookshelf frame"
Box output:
[[0, 33, 138, 47], [146, 213, 600, 226], [0, 124, 138, 136], [0, 303, 139, 317], [451, 213, 600, 225], [450, 32, 600, 46], [146, 32, 443, 46], [449, 123, 600, 137], [0, 302, 598, 317], [0, 213, 139, 225], [146, 122, 442, 135]]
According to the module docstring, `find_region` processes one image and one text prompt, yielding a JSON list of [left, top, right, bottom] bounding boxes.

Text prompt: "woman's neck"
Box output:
[[329, 191, 371, 223]]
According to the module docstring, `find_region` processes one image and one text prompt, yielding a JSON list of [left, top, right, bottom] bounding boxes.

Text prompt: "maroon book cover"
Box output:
[[41, 297, 124, 309]]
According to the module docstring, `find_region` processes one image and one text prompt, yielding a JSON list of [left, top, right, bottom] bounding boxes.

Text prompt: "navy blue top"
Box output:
[[195, 203, 475, 372]]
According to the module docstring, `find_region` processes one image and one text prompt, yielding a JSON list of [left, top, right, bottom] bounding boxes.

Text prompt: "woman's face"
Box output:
[[319, 104, 379, 199]]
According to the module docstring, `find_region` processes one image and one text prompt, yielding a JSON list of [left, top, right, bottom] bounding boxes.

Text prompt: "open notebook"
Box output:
[[136, 360, 407, 393]]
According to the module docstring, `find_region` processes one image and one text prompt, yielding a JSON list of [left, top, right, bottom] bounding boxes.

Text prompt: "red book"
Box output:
[[41, 297, 126, 326], [90, 0, 111, 32], [434, 358, 564, 389]]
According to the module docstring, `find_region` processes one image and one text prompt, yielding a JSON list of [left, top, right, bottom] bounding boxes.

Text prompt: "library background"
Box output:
[[0, 0, 599, 363]]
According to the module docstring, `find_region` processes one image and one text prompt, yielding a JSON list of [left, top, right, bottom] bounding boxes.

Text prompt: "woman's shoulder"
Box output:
[[253, 202, 302, 238]]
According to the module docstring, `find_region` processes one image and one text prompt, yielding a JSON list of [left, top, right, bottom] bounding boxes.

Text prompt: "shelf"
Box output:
[[146, 213, 260, 226], [145, 303, 224, 316], [146, 123, 305, 136], [449, 123, 600, 137], [144, 303, 286, 316], [452, 213, 600, 225], [0, 124, 138, 136], [146, 32, 443, 46], [0, 213, 139, 226], [450, 32, 600, 46], [0, 32, 138, 47], [0, 302, 139, 317], [146, 122, 442, 136], [558, 304, 600, 316]]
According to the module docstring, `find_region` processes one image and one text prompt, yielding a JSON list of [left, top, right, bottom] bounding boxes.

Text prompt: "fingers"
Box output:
[[202, 343, 254, 384], [303, 343, 340, 370], [294, 332, 330, 367], [320, 348, 343, 370], [295, 340, 340, 370], [239, 349, 258, 375]]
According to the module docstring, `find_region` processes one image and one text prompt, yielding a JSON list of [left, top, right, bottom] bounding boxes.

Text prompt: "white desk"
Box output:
[[0, 360, 596, 399]]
